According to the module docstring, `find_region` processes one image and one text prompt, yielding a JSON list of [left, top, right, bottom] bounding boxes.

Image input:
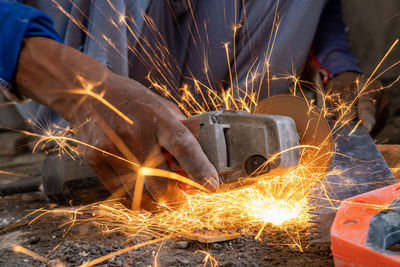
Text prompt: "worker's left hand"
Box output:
[[326, 72, 384, 132]]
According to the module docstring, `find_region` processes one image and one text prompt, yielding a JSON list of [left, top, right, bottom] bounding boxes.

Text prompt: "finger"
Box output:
[[357, 96, 376, 132], [95, 137, 160, 210], [81, 118, 167, 209], [156, 118, 219, 192], [77, 117, 135, 195], [84, 148, 123, 194], [143, 153, 186, 208], [79, 126, 152, 208], [107, 158, 158, 210], [86, 147, 158, 210]]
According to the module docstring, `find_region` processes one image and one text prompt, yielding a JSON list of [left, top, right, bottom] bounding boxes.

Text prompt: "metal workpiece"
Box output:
[[308, 123, 397, 243], [367, 206, 400, 254], [186, 110, 300, 184], [0, 176, 41, 197]]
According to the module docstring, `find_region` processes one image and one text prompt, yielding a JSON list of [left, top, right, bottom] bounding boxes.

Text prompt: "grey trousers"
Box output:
[[16, 0, 327, 127]]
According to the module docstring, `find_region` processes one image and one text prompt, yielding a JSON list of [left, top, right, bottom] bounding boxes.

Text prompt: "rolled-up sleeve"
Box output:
[[312, 0, 361, 78], [0, 1, 62, 101]]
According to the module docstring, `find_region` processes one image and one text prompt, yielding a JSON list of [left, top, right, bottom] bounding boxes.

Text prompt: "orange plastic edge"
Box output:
[[331, 183, 400, 266]]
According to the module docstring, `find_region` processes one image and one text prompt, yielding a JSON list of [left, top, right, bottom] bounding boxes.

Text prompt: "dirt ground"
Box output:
[[0, 191, 333, 267], [0, 82, 399, 266], [0, 147, 334, 267]]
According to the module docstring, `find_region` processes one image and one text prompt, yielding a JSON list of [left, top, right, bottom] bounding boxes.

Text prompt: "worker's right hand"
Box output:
[[72, 76, 219, 209], [15, 37, 219, 209]]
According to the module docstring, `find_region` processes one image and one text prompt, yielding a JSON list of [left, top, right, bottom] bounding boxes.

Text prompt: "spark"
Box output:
[[195, 250, 218, 267], [153, 240, 164, 267], [224, 42, 234, 104], [13, 245, 60, 266], [0, 101, 16, 107], [12, 126, 140, 169], [34, 149, 324, 243], [349, 120, 362, 136], [0, 170, 28, 177], [55, 75, 133, 125], [138, 167, 212, 193], [78, 235, 175, 267]]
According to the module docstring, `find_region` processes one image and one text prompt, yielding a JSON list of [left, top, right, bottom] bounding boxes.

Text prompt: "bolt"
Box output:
[[211, 114, 219, 124]]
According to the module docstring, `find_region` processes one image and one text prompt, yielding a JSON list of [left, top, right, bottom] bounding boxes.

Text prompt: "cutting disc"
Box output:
[[254, 95, 333, 172]]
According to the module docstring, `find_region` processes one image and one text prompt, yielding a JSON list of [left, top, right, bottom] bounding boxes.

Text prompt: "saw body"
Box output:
[[180, 110, 301, 184]]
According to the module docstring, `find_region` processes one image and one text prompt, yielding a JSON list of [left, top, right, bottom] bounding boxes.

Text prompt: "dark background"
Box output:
[[342, 0, 400, 143]]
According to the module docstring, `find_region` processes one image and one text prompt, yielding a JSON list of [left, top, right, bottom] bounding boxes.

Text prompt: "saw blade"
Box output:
[[307, 123, 396, 243], [254, 95, 334, 242], [254, 95, 333, 173]]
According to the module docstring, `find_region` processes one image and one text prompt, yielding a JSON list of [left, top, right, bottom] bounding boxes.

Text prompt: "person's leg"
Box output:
[[183, 0, 328, 101], [127, 0, 193, 97], [169, 0, 241, 98], [133, 0, 328, 108], [127, 0, 244, 106], [234, 0, 328, 100]]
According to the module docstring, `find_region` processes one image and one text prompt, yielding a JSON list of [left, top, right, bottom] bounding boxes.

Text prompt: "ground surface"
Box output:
[[0, 189, 333, 267], [0, 136, 335, 266], [1, 83, 400, 266]]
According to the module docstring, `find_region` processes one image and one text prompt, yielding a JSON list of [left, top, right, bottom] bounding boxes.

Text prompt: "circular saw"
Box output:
[[166, 95, 333, 191]]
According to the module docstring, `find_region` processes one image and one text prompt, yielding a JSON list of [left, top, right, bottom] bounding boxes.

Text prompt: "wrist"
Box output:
[[332, 71, 362, 79]]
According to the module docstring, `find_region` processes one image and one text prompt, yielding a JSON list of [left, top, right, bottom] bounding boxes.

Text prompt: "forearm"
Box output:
[[15, 37, 114, 123]]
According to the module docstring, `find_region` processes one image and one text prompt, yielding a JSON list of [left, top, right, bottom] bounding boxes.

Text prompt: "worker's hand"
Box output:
[[15, 37, 219, 209], [326, 72, 384, 132]]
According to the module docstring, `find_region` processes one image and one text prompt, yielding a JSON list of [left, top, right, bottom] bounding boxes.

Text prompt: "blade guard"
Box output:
[[165, 110, 300, 187]]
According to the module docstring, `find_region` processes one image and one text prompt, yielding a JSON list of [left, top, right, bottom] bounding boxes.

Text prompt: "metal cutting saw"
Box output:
[[167, 94, 396, 242], [169, 95, 333, 190]]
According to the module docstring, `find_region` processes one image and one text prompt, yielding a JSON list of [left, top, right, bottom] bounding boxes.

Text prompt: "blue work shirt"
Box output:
[[313, 0, 361, 78], [0, 1, 62, 100]]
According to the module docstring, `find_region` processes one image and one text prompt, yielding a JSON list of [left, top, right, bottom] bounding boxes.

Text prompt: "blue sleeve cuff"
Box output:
[[0, 2, 62, 97], [312, 0, 361, 77], [317, 49, 360, 78]]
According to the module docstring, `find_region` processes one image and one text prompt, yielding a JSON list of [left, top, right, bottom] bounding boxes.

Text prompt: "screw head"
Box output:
[[210, 114, 219, 124], [342, 219, 357, 225]]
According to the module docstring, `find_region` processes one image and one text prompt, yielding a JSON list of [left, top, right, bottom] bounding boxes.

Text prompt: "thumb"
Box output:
[[357, 96, 376, 132]]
